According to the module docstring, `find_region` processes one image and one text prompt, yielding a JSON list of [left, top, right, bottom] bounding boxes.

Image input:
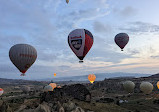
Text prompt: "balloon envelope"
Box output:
[[88, 74, 96, 84], [21, 86, 30, 93], [0, 88, 4, 96], [68, 29, 94, 62], [9, 44, 37, 75], [157, 81, 159, 89], [49, 83, 57, 90], [123, 81, 135, 93], [44, 85, 53, 92], [114, 33, 129, 51], [66, 0, 69, 3], [140, 82, 153, 94], [54, 73, 56, 77]]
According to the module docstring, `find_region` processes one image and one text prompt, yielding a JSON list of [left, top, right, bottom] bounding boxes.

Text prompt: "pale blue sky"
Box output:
[[0, 0, 159, 79]]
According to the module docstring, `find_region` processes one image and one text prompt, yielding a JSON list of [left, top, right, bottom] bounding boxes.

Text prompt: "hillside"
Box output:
[[0, 73, 159, 112], [148, 73, 159, 78]]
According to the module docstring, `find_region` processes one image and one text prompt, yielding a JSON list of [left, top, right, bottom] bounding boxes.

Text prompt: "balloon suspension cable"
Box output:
[[21, 73, 26, 76], [79, 60, 84, 63]]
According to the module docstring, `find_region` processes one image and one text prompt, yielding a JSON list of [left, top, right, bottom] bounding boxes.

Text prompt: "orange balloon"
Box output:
[[57, 86, 61, 88], [54, 73, 56, 77], [49, 83, 57, 90], [88, 74, 96, 84], [157, 81, 159, 89]]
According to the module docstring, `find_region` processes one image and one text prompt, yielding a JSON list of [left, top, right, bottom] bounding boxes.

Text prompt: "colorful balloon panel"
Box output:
[[0, 88, 4, 96], [68, 29, 93, 62], [83, 30, 94, 57]]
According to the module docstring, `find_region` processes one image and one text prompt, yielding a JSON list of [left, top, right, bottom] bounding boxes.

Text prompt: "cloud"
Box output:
[[58, 65, 70, 69], [108, 63, 140, 68], [93, 21, 112, 33], [151, 56, 159, 58], [119, 21, 159, 34], [0, 64, 16, 73], [120, 6, 137, 17], [113, 6, 137, 18], [127, 49, 140, 56]]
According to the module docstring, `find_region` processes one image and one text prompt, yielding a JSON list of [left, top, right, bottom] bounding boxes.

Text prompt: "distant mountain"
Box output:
[[0, 72, 152, 83], [148, 73, 159, 78], [38, 72, 151, 82]]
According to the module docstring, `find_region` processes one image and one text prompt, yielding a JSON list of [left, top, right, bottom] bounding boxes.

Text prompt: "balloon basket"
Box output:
[[21, 73, 26, 76], [90, 81, 94, 84], [79, 60, 84, 63], [121, 49, 123, 51]]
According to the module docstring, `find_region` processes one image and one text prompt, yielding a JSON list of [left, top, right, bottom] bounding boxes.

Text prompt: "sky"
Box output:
[[1, 0, 159, 80]]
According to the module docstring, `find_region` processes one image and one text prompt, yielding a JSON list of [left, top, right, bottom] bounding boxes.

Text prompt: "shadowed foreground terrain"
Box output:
[[1, 74, 159, 112]]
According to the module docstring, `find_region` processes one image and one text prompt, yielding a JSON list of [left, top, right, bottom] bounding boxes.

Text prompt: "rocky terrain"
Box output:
[[1, 73, 159, 112]]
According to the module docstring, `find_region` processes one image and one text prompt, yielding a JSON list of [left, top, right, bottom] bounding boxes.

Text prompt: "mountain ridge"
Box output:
[[37, 72, 151, 82]]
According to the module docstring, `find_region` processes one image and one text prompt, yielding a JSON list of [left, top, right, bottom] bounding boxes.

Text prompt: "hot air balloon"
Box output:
[[68, 29, 94, 63], [49, 83, 57, 90], [140, 82, 153, 94], [66, 0, 69, 4], [123, 81, 135, 93], [88, 74, 96, 84], [9, 44, 37, 76], [21, 86, 31, 94], [114, 33, 129, 51], [44, 85, 53, 92], [54, 73, 56, 77], [157, 81, 159, 90], [0, 88, 4, 96], [57, 85, 62, 88]]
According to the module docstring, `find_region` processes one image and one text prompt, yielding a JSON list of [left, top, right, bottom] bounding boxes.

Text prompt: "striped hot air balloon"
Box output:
[[68, 29, 94, 63], [0, 88, 4, 96], [9, 44, 37, 76]]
